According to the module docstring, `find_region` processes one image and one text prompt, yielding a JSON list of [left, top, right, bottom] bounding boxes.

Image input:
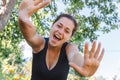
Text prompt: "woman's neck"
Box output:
[[48, 43, 62, 54]]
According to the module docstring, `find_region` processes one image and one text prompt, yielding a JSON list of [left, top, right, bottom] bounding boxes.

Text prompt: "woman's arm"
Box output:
[[18, 0, 50, 52]]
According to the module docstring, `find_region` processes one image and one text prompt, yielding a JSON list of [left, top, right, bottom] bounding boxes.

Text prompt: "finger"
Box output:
[[35, 0, 50, 10], [89, 41, 96, 58], [84, 42, 89, 60], [98, 48, 104, 62], [94, 42, 101, 58], [34, 0, 43, 5]]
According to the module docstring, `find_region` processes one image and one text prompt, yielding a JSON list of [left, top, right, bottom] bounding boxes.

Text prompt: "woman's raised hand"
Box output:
[[19, 0, 50, 17], [69, 41, 104, 76]]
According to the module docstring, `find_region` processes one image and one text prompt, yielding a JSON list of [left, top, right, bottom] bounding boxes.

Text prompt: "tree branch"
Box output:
[[0, 0, 16, 32]]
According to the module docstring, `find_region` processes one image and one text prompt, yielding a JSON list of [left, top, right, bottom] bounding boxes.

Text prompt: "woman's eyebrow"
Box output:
[[59, 22, 63, 26], [59, 22, 71, 30]]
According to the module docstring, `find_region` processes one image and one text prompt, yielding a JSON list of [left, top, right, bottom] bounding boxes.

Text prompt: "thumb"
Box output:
[[69, 62, 76, 67], [69, 62, 88, 77], [69, 62, 82, 70]]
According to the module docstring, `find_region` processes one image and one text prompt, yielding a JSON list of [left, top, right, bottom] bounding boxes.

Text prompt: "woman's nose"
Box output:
[[58, 29, 64, 35]]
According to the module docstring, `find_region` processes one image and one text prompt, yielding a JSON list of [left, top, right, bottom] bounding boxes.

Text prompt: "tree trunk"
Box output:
[[0, 0, 16, 32]]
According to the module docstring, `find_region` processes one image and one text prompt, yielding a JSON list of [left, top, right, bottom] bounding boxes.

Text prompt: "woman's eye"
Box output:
[[58, 25, 62, 28], [65, 30, 70, 33]]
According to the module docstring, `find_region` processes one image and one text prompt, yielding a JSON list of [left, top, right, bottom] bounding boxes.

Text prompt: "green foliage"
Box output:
[[0, 55, 31, 80], [0, 0, 23, 67], [0, 0, 120, 79], [62, 0, 119, 46]]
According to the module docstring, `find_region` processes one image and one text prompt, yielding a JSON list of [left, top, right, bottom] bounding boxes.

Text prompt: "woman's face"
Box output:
[[49, 17, 74, 47]]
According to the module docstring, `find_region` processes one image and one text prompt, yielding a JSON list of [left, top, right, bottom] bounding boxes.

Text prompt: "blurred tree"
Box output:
[[60, 0, 120, 51], [0, 0, 120, 79], [0, 0, 16, 31], [0, 0, 22, 70]]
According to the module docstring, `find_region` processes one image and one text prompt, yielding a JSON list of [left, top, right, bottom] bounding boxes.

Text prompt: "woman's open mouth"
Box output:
[[53, 34, 62, 41]]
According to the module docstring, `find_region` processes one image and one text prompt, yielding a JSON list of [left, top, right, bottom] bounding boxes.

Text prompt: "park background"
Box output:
[[0, 0, 120, 80]]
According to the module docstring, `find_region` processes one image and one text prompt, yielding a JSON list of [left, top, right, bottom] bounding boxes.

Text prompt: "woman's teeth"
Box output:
[[54, 34, 61, 40]]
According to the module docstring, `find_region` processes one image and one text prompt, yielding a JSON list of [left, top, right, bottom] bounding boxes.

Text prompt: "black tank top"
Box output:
[[31, 38, 70, 80]]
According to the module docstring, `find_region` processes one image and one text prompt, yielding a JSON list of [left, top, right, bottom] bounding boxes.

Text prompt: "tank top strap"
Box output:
[[60, 42, 69, 59], [44, 37, 49, 49], [62, 42, 68, 50]]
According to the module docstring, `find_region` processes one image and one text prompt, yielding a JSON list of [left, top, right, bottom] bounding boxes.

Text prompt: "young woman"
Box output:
[[18, 0, 104, 80]]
